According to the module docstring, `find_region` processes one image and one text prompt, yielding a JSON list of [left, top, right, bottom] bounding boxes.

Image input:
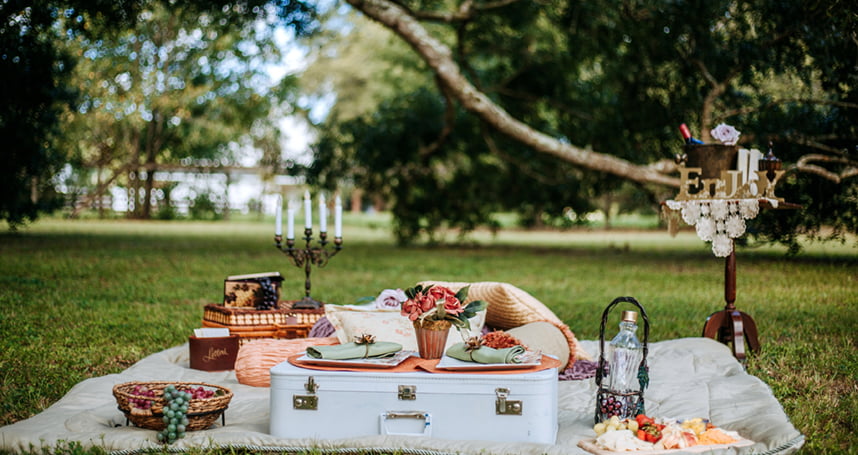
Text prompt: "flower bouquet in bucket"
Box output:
[[401, 284, 487, 358]]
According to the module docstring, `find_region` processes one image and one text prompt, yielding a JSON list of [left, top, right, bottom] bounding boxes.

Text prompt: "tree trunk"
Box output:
[[142, 111, 164, 219], [602, 193, 613, 230], [346, 0, 679, 189], [128, 130, 142, 218], [96, 166, 104, 218], [350, 188, 363, 213], [223, 171, 232, 220], [142, 168, 154, 219]]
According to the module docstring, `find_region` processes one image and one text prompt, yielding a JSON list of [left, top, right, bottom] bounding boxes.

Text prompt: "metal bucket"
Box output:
[[413, 321, 451, 359], [684, 144, 739, 179]]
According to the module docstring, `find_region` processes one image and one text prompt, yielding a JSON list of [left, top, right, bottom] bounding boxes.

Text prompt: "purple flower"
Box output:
[[374, 288, 407, 309], [710, 123, 741, 145]]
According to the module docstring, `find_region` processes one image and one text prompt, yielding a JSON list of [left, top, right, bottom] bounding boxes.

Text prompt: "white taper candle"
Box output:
[[334, 195, 343, 238], [304, 190, 312, 229], [287, 207, 295, 240], [319, 194, 327, 233], [274, 194, 282, 236]]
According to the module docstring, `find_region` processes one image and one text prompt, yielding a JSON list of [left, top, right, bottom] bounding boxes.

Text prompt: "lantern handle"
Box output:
[[595, 296, 650, 389]]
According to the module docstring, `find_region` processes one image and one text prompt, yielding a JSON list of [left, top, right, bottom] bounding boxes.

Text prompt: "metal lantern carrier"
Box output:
[[595, 296, 650, 424]]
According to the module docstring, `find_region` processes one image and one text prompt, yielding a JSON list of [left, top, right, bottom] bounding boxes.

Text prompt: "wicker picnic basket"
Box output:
[[202, 302, 325, 345], [113, 381, 232, 431]]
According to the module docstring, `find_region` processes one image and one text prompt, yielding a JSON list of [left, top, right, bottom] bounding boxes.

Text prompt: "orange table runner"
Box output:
[[287, 353, 561, 375]]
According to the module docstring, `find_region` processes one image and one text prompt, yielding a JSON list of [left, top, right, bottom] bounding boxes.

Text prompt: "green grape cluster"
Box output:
[[157, 385, 191, 444]]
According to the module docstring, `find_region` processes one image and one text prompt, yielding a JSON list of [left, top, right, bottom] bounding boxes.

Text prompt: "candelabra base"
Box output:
[[291, 296, 324, 310]]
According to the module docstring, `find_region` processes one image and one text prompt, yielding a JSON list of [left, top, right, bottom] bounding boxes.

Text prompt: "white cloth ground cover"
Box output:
[[0, 338, 803, 455]]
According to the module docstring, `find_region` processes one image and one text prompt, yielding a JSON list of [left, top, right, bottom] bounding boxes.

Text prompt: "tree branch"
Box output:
[[789, 154, 858, 184], [740, 132, 856, 157], [694, 58, 740, 142], [345, 0, 679, 188], [69, 163, 135, 218]]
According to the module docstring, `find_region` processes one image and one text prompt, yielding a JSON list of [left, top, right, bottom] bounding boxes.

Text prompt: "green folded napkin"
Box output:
[[306, 341, 403, 360], [445, 343, 527, 364]]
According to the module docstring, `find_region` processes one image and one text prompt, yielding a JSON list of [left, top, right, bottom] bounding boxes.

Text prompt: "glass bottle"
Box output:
[[606, 310, 643, 419], [678, 123, 704, 145]]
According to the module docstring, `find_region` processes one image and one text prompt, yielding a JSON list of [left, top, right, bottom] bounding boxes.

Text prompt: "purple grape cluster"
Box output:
[[254, 278, 278, 310], [599, 395, 623, 418], [183, 385, 215, 400], [129, 385, 155, 410]]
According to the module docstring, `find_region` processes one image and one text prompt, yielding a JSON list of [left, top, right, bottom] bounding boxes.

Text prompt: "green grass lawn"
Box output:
[[1, 215, 856, 454]]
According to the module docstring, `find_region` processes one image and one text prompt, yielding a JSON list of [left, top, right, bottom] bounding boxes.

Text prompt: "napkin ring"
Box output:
[[464, 336, 483, 361], [354, 333, 376, 358]]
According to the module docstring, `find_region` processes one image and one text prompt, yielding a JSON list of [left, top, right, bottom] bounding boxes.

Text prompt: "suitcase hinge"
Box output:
[[495, 387, 522, 415], [398, 385, 417, 400], [293, 376, 319, 410]]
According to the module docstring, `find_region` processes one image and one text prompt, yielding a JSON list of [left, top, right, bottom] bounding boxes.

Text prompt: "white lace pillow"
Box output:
[[324, 305, 486, 352]]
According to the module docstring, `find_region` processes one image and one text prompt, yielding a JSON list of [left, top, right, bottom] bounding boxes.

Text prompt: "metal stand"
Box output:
[[701, 242, 760, 363], [274, 229, 342, 309]]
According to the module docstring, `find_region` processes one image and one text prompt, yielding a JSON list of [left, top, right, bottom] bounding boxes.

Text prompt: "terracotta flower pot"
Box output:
[[413, 319, 452, 359]]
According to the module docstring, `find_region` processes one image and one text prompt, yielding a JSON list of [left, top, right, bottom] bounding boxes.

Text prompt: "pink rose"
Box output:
[[443, 299, 464, 316], [428, 286, 463, 316], [374, 288, 407, 309], [401, 299, 422, 321], [400, 285, 470, 322], [417, 292, 436, 312], [710, 123, 741, 145]]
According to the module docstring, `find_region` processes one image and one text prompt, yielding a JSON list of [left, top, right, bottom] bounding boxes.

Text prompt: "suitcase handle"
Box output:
[[379, 411, 432, 436]]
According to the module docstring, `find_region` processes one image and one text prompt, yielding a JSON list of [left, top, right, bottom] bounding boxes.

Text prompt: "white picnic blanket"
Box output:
[[0, 338, 803, 455]]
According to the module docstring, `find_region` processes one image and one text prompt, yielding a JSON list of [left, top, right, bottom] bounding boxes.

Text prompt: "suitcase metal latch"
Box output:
[[398, 385, 417, 400], [495, 388, 522, 415], [293, 376, 319, 410]]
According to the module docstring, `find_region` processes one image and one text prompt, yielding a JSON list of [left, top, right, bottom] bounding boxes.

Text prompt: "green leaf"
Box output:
[[405, 284, 425, 300], [452, 316, 471, 331], [454, 285, 471, 303], [461, 300, 487, 319]]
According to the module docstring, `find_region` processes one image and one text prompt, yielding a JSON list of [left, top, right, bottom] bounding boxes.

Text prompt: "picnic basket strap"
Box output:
[[595, 296, 650, 389]]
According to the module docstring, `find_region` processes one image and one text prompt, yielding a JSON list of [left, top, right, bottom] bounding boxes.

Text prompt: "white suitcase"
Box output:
[[269, 359, 558, 444]]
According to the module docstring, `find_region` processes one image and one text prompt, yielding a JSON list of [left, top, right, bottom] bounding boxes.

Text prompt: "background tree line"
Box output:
[[2, 0, 856, 251], [1, 0, 315, 225], [309, 0, 857, 249]]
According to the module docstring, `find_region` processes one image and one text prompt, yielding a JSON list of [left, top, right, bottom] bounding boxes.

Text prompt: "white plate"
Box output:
[[435, 352, 543, 371], [295, 350, 416, 369]]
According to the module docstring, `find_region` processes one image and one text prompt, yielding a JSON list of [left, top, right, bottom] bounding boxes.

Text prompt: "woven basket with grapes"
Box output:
[[223, 274, 282, 309], [113, 381, 232, 438]]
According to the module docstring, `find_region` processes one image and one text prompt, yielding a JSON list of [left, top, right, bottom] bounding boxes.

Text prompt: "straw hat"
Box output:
[[506, 322, 570, 369]]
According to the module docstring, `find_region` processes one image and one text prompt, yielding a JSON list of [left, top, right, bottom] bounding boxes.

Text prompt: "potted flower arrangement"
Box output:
[[401, 284, 487, 358]]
